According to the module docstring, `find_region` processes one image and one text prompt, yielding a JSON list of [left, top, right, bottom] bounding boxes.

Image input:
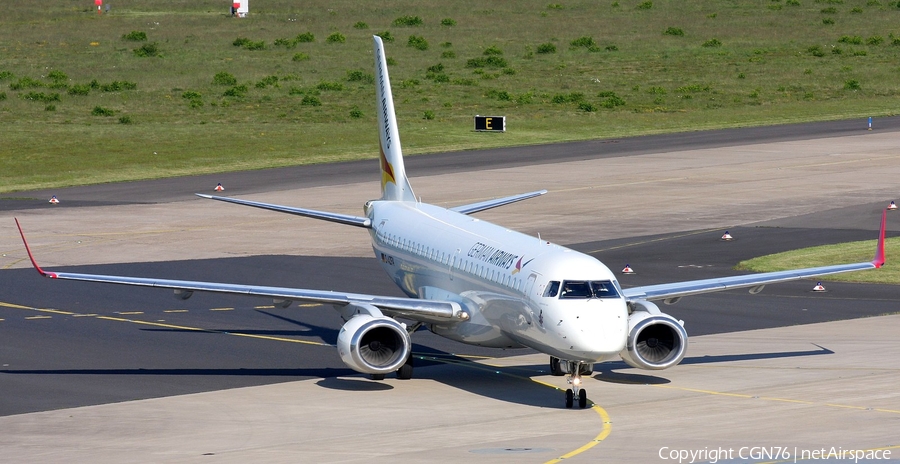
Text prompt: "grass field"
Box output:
[[2, 0, 900, 192], [737, 237, 899, 284]]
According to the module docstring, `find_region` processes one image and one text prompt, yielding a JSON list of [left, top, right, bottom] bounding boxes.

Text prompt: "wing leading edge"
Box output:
[[622, 210, 887, 302], [196, 194, 372, 228], [14, 219, 465, 323]]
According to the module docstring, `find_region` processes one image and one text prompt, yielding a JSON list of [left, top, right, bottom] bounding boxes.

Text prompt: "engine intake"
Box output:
[[337, 315, 411, 374], [619, 309, 687, 370]]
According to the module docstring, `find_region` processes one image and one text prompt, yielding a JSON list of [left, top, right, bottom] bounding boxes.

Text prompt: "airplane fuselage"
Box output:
[[366, 200, 629, 363]]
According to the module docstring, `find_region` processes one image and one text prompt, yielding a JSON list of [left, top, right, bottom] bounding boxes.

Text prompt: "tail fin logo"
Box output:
[[380, 146, 397, 190]]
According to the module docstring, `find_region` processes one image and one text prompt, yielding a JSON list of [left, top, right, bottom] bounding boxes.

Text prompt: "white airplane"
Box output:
[[16, 36, 887, 409]]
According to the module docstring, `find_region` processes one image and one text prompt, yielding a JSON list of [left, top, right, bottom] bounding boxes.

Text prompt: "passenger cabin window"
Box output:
[[559, 280, 621, 299], [543, 281, 561, 297]]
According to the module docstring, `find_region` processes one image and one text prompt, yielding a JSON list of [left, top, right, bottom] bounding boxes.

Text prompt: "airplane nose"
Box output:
[[567, 300, 628, 359]]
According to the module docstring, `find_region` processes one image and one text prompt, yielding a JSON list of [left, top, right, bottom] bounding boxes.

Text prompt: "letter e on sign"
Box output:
[[474, 115, 506, 132]]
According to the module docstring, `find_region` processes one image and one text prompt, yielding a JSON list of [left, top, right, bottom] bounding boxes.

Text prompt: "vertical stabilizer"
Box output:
[[373, 35, 416, 202]]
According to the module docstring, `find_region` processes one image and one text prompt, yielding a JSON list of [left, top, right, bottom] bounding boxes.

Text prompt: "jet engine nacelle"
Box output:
[[337, 315, 411, 375], [619, 300, 687, 370]]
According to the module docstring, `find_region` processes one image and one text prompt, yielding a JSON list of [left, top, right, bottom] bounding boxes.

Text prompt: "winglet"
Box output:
[[872, 209, 887, 268], [14, 219, 57, 278]]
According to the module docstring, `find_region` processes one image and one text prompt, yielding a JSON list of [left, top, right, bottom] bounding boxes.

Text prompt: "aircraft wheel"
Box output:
[[550, 357, 564, 376], [565, 389, 574, 409], [578, 389, 588, 409], [370, 374, 385, 381], [397, 356, 413, 380]]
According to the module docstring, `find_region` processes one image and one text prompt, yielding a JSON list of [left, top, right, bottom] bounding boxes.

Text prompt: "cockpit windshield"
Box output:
[[556, 280, 620, 299]]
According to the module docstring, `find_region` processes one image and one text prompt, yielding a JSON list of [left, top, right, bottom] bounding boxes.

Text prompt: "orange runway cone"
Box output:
[[214, 183, 224, 192]]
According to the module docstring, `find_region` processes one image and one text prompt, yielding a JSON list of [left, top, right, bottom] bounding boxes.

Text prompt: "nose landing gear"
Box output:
[[565, 361, 589, 409]]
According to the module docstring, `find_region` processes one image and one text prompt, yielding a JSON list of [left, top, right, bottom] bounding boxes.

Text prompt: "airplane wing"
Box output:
[[622, 210, 887, 303], [14, 219, 466, 323], [451, 190, 547, 215], [196, 194, 372, 228]]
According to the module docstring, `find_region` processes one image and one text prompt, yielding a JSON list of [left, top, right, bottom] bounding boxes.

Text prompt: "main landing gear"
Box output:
[[550, 357, 591, 409]]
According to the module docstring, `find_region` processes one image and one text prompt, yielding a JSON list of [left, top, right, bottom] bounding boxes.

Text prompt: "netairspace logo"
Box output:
[[658, 446, 893, 463]]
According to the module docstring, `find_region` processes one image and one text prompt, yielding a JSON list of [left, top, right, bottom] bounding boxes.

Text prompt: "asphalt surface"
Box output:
[[1, 117, 899, 419], [3, 115, 899, 210]]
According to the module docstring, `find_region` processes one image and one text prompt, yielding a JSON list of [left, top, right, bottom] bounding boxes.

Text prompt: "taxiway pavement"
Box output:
[[1, 119, 899, 462]]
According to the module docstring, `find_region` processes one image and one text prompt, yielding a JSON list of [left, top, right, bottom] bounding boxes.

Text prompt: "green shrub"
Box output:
[[44, 104, 55, 111], [301, 95, 321, 106], [0, 71, 12, 80], [233, 37, 251, 47], [100, 81, 137, 92], [702, 38, 722, 47], [91, 106, 114, 116], [0, 92, 6, 100], [807, 45, 826, 56], [466, 56, 507, 68], [47, 70, 67, 82], [675, 83, 710, 93], [866, 36, 884, 45], [316, 81, 343, 91], [551, 92, 584, 103], [122, 31, 147, 41], [838, 35, 862, 44], [245, 40, 266, 50], [485, 89, 512, 101], [24, 92, 60, 102], [9, 77, 44, 90], [664, 27, 684, 36], [182, 91, 202, 100], [296, 32, 315, 43], [213, 72, 237, 86], [256, 75, 278, 88], [292, 53, 310, 61], [347, 70, 374, 83], [578, 102, 598, 112], [68, 84, 91, 96], [570, 36, 597, 48], [326, 32, 345, 44], [600, 94, 626, 108], [119, 115, 133, 124], [376, 31, 394, 42], [274, 38, 295, 48], [537, 42, 556, 54], [822, 17, 835, 24], [452, 78, 477, 86], [483, 46, 503, 55], [845, 79, 861, 90], [648, 86, 667, 94], [850, 7, 863, 12], [133, 42, 160, 57], [547, 3, 564, 9], [423, 110, 435, 120], [353, 22, 369, 29], [393, 15, 423, 26], [223, 84, 248, 97], [441, 50, 456, 58], [349, 107, 363, 118], [820, 7, 837, 13], [408, 35, 428, 50], [441, 18, 456, 26], [515, 92, 534, 104], [636, 1, 653, 9]]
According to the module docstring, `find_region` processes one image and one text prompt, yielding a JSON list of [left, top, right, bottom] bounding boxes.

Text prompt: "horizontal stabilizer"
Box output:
[[197, 194, 371, 228], [451, 190, 548, 215]]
